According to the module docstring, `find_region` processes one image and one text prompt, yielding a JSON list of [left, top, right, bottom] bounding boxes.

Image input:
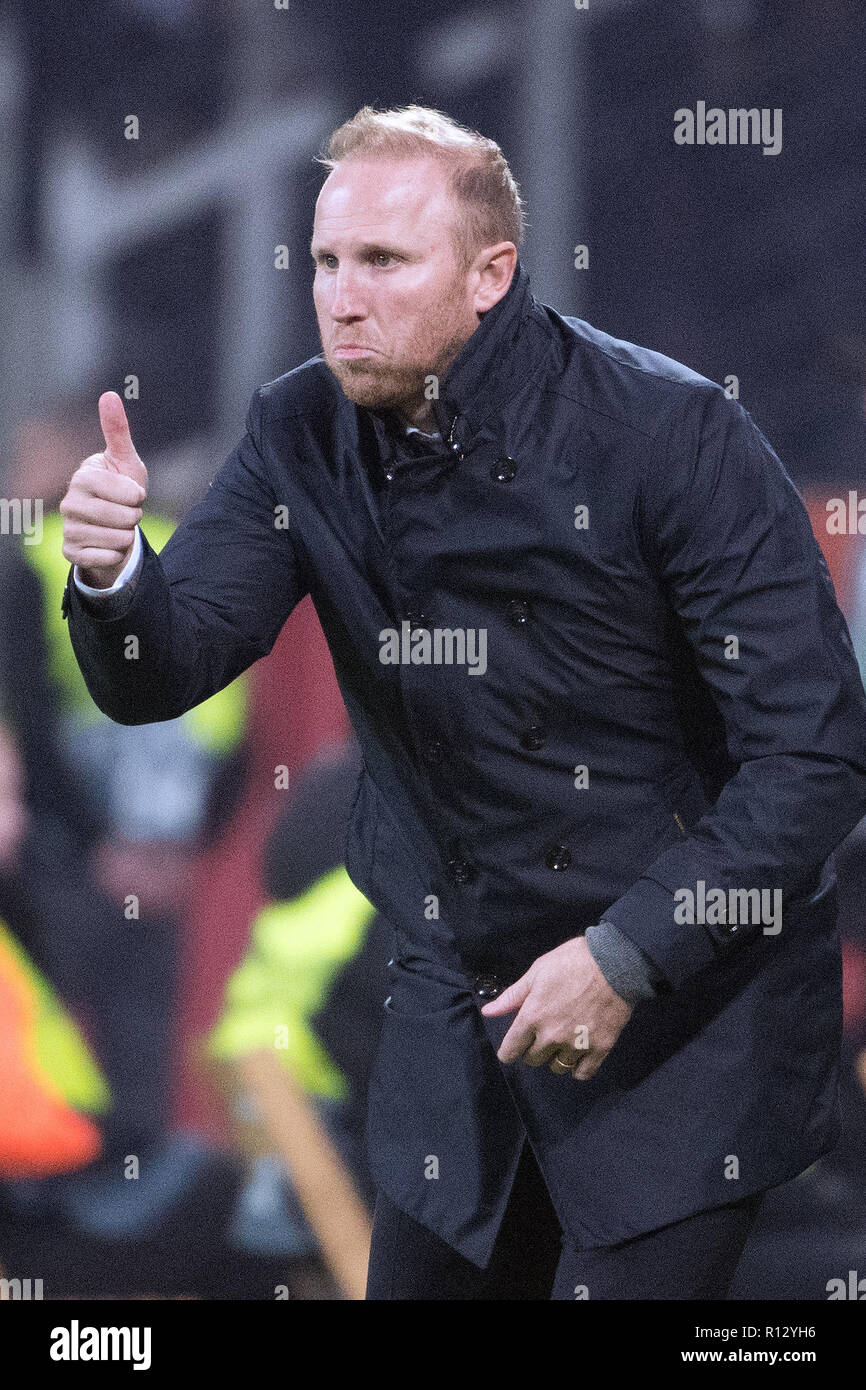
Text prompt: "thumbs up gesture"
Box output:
[[60, 392, 148, 589]]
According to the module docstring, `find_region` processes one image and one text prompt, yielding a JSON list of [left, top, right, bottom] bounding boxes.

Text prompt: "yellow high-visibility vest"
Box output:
[[208, 866, 379, 1100], [26, 511, 247, 754]]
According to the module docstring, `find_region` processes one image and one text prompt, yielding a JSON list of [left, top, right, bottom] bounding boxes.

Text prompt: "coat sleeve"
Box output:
[[600, 384, 866, 989], [64, 386, 307, 725]]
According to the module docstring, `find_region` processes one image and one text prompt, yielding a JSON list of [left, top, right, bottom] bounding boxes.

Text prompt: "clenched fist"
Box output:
[[60, 392, 148, 588]]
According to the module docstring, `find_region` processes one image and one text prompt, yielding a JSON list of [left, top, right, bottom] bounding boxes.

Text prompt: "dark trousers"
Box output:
[[366, 1140, 764, 1300]]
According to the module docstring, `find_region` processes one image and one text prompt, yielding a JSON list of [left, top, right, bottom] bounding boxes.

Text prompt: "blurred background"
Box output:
[[0, 0, 865, 1299]]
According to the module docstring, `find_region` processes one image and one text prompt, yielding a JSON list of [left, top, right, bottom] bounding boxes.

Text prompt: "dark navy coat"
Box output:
[[63, 261, 866, 1267]]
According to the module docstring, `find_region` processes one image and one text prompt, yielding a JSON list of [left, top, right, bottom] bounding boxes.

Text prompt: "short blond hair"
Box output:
[[316, 105, 525, 269]]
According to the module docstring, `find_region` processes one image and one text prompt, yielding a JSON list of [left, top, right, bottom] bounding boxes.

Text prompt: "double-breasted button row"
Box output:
[[408, 599, 532, 629], [445, 840, 572, 878], [405, 594, 532, 634]]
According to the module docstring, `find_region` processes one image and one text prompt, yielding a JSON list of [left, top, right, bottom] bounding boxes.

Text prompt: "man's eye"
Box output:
[[373, 252, 397, 267]]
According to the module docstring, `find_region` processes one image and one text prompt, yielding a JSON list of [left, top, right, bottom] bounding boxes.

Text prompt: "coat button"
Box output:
[[449, 858, 477, 885], [506, 599, 531, 626], [717, 921, 740, 937], [424, 739, 446, 764], [545, 844, 571, 870], [383, 465, 395, 482], [405, 610, 431, 630], [520, 724, 546, 750], [445, 842, 476, 884], [473, 974, 502, 1000], [491, 456, 517, 483]]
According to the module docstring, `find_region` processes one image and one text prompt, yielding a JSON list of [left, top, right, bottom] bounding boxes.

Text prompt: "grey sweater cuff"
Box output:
[[585, 920, 664, 1006]]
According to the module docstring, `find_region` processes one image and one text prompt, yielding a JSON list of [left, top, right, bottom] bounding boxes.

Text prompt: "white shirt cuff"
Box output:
[[73, 525, 143, 596]]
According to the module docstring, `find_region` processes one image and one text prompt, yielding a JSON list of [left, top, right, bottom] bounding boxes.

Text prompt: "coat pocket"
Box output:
[[364, 984, 525, 1261], [381, 955, 468, 1020], [343, 767, 381, 902]]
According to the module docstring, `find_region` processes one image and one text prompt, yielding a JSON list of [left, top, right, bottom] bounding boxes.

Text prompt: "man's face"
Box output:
[[311, 157, 484, 422]]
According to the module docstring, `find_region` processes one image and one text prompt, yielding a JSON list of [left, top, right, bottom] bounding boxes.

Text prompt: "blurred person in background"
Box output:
[[0, 402, 251, 1236], [0, 716, 110, 1194], [210, 736, 389, 1263]]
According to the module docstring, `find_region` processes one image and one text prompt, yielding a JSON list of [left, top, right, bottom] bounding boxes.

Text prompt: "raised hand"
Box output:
[[60, 392, 148, 588]]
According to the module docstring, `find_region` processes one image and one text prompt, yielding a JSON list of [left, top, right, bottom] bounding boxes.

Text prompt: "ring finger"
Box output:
[[548, 1046, 582, 1075]]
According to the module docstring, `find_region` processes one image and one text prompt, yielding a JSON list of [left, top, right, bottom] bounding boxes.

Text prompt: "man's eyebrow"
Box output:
[[309, 241, 413, 259]]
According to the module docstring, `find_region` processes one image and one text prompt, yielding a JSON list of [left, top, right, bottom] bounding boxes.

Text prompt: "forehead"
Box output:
[[312, 156, 455, 245]]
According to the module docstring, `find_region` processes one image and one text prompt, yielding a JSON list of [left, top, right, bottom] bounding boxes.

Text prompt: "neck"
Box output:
[[395, 400, 438, 433]]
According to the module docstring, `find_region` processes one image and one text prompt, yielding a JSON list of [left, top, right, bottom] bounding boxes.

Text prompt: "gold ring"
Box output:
[[550, 1056, 572, 1073]]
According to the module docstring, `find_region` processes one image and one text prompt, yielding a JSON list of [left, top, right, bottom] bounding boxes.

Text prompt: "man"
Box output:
[[59, 105, 866, 1299]]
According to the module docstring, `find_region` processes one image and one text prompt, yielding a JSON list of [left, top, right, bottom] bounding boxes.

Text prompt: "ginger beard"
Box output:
[[319, 269, 475, 417]]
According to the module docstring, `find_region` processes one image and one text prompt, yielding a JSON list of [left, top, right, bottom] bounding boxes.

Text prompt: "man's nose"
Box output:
[[330, 268, 366, 320]]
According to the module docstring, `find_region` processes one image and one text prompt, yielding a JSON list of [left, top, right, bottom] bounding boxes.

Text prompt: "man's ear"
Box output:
[[473, 243, 518, 314]]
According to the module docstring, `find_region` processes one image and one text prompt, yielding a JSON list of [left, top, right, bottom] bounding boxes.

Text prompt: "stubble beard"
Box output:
[[322, 279, 476, 417]]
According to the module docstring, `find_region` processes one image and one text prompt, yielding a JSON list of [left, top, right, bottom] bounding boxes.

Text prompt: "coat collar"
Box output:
[[366, 257, 557, 461]]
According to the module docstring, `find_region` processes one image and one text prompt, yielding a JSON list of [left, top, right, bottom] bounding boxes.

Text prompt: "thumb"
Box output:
[[98, 391, 146, 485], [480, 972, 531, 1016]]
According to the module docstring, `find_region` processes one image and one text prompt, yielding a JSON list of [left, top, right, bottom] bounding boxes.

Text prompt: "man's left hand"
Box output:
[[480, 936, 633, 1080]]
